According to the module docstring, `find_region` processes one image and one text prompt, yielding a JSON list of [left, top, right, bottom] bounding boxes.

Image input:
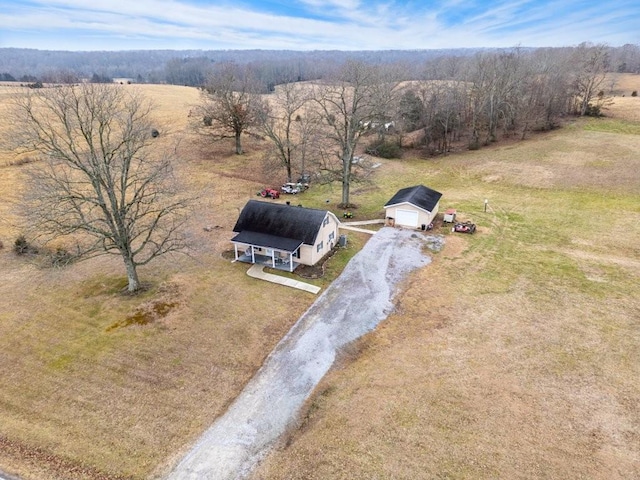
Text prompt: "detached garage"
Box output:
[[384, 185, 442, 229]]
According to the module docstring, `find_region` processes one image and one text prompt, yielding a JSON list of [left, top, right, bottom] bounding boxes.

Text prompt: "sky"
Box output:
[[0, 0, 638, 52]]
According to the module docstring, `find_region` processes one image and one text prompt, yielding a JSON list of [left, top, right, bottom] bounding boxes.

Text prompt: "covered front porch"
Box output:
[[231, 230, 303, 273], [234, 249, 300, 272]]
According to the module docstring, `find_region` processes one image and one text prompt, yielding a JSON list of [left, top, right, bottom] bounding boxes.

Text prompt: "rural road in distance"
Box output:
[[167, 227, 443, 479]]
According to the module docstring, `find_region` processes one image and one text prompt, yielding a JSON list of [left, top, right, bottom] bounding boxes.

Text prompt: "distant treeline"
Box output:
[[0, 48, 491, 87], [0, 44, 638, 91]]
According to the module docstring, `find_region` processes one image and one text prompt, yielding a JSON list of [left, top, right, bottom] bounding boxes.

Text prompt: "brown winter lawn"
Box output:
[[1, 75, 640, 479]]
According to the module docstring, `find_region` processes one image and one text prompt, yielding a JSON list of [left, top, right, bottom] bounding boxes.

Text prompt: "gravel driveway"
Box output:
[[167, 227, 443, 479]]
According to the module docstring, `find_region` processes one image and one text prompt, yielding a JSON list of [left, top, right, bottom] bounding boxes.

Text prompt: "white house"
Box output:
[[231, 200, 341, 272]]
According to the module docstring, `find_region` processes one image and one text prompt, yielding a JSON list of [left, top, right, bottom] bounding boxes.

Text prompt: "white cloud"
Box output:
[[0, 0, 638, 51]]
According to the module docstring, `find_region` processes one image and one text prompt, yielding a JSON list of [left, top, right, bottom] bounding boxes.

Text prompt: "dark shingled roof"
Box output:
[[232, 200, 328, 246], [230, 231, 303, 252], [384, 185, 442, 212]]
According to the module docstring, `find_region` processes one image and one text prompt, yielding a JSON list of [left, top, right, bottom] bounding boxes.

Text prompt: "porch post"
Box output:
[[289, 252, 294, 272], [234, 244, 239, 261], [251, 246, 255, 263], [271, 250, 276, 268]]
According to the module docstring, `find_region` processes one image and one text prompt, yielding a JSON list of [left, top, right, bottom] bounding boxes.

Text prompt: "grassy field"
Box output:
[[249, 77, 640, 479], [1, 75, 640, 479]]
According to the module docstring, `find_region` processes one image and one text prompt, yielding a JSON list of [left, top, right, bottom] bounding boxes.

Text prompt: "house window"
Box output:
[[328, 231, 335, 242], [317, 241, 323, 253], [323, 216, 330, 227]]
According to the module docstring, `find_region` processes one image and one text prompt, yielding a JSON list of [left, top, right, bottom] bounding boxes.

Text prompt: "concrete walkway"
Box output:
[[339, 224, 377, 235], [341, 219, 386, 226], [246, 264, 321, 294], [339, 218, 385, 235]]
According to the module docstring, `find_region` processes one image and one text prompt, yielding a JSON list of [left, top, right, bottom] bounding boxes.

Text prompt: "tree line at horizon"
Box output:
[[0, 43, 639, 89]]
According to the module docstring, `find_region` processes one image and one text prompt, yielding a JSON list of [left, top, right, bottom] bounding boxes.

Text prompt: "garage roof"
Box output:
[[384, 185, 442, 212]]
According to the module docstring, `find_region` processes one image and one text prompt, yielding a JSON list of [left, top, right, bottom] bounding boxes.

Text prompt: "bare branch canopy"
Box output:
[[9, 83, 192, 292]]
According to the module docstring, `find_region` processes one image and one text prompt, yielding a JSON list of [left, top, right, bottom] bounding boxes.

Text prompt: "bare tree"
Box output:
[[312, 61, 387, 207], [397, 88, 426, 134], [195, 63, 260, 155], [610, 43, 640, 74], [401, 80, 465, 154], [9, 83, 190, 293], [165, 57, 212, 87], [570, 43, 610, 116], [256, 81, 317, 182], [518, 49, 571, 138], [432, 83, 465, 154], [368, 64, 402, 141], [40, 68, 80, 84], [467, 51, 524, 145]]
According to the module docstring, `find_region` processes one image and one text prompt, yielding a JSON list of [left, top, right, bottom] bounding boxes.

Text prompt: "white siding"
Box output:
[[395, 209, 419, 227], [385, 201, 440, 230]]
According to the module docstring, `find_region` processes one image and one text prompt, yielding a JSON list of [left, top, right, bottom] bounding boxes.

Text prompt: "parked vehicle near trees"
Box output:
[[281, 182, 307, 194]]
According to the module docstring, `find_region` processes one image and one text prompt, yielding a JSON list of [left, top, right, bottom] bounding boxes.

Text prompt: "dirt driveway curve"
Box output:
[[167, 227, 443, 479]]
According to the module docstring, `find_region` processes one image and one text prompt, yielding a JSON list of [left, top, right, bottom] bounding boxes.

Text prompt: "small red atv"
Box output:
[[258, 188, 280, 199]]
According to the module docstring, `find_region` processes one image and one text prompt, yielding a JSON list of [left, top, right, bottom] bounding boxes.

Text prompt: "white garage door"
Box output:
[[395, 209, 419, 227]]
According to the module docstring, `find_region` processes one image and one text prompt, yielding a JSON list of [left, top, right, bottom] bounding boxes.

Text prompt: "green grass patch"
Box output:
[[263, 232, 368, 290], [323, 233, 368, 280], [78, 274, 132, 297], [582, 117, 640, 135], [47, 353, 74, 371]]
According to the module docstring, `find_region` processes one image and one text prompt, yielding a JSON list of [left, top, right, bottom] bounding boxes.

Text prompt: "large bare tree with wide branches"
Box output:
[[10, 83, 190, 292], [312, 61, 399, 207]]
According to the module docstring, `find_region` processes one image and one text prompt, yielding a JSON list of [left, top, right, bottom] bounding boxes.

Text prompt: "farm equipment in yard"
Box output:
[[258, 188, 280, 199], [453, 222, 476, 234]]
